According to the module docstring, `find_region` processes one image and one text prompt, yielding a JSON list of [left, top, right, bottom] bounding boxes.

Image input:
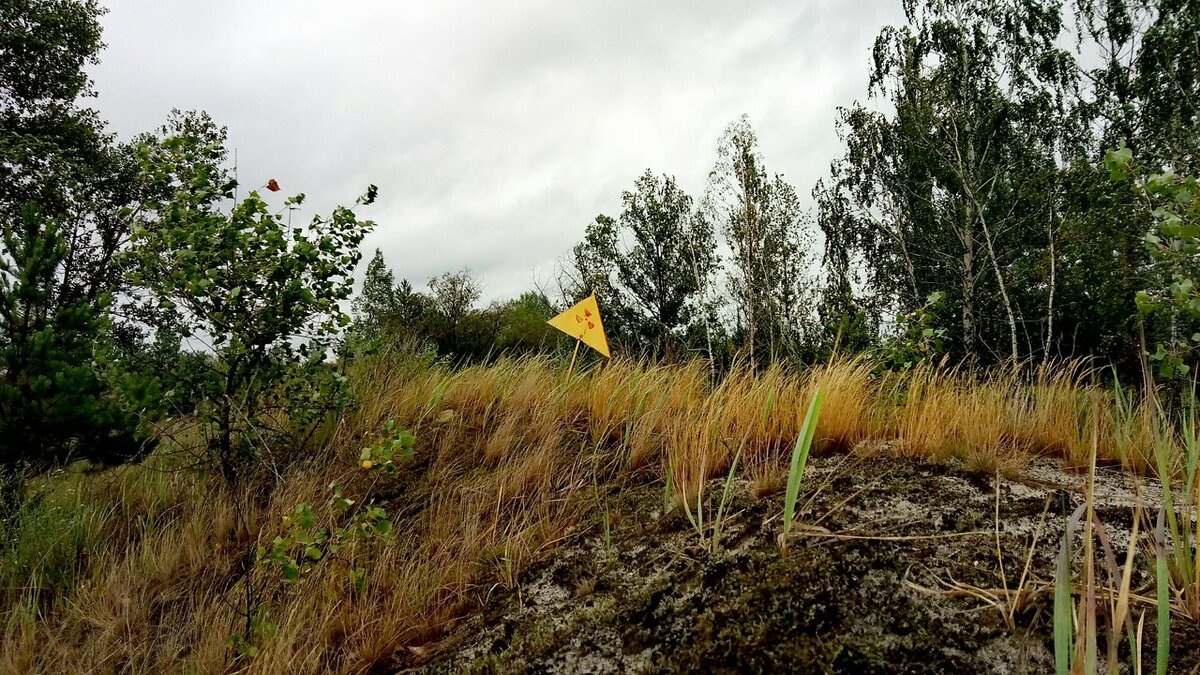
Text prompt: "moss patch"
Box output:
[[399, 456, 1199, 674]]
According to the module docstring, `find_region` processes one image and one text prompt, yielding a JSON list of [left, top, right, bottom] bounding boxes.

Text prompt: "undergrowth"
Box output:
[[0, 350, 1192, 673]]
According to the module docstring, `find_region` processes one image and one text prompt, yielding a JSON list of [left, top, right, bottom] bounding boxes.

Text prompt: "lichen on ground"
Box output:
[[396, 455, 1199, 674]]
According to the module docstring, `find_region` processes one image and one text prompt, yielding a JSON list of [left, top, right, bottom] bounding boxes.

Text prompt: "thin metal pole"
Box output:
[[566, 337, 582, 382]]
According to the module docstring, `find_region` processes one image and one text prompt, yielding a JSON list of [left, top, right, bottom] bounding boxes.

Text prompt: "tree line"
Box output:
[[2, 0, 1198, 492], [363, 0, 1200, 376], [362, 0, 1200, 375]]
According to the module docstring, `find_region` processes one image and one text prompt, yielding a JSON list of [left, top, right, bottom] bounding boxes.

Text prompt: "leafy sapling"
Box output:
[[360, 420, 415, 474], [129, 115, 378, 485], [875, 291, 947, 372], [1106, 145, 1200, 378], [257, 483, 394, 589]]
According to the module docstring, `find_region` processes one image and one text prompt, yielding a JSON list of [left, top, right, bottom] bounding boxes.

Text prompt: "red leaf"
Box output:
[[267, 179, 281, 192]]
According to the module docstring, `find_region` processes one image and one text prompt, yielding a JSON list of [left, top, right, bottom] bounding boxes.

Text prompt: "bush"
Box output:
[[0, 487, 109, 604], [129, 115, 376, 484]]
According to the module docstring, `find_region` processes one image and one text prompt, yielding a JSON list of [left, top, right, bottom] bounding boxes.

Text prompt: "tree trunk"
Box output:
[[978, 208, 1020, 365], [740, 184, 755, 370], [686, 224, 717, 380], [962, 216, 977, 364], [1044, 208, 1057, 365]]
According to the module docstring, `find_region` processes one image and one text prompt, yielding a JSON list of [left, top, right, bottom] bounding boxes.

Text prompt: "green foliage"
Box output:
[[350, 248, 441, 345], [351, 248, 563, 361], [110, 333, 219, 416], [570, 170, 718, 358], [359, 420, 415, 475], [426, 269, 483, 355], [707, 117, 816, 363], [1154, 509, 1171, 675], [0, 488, 108, 603], [0, 205, 155, 482], [256, 422, 412, 613], [258, 503, 328, 584], [225, 606, 278, 658], [1053, 509, 1074, 675], [812, 0, 1200, 371], [1106, 146, 1200, 377], [710, 447, 742, 553], [567, 214, 626, 334], [257, 482, 394, 592], [129, 114, 377, 483], [0, 0, 160, 482], [678, 446, 744, 555], [816, 0, 1077, 365], [875, 292, 947, 372], [1052, 162, 1149, 370], [0, 0, 102, 104], [489, 291, 560, 354], [1078, 0, 1200, 174], [428, 270, 482, 328], [0, 0, 114, 226], [351, 248, 400, 341]]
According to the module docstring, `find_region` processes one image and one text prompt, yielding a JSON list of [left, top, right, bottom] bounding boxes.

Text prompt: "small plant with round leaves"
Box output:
[[225, 606, 279, 658], [875, 291, 947, 372], [1106, 145, 1200, 379], [359, 420, 415, 475], [257, 503, 328, 583], [257, 482, 395, 591]]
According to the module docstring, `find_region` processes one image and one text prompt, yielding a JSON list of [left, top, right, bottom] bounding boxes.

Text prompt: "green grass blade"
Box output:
[[711, 447, 743, 552], [1180, 401, 1198, 585], [782, 386, 824, 544], [664, 452, 678, 508], [1151, 400, 1187, 576], [1156, 509, 1170, 675], [761, 387, 777, 428], [1055, 518, 1074, 675]]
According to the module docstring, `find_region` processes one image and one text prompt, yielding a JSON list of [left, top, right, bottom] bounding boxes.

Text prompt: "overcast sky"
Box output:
[[88, 1, 905, 303]]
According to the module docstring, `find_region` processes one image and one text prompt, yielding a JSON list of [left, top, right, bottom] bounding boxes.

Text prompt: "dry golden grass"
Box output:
[[0, 352, 1182, 673]]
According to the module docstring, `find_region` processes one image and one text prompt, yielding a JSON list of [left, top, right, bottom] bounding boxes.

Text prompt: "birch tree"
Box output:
[[706, 116, 817, 364]]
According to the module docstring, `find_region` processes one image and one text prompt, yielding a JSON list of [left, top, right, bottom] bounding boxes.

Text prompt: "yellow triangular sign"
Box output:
[[547, 294, 610, 358]]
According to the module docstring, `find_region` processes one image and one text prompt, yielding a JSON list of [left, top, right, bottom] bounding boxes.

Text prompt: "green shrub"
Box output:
[[0, 487, 110, 603]]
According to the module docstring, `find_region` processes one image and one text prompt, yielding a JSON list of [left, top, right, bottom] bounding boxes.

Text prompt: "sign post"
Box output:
[[547, 293, 610, 380]]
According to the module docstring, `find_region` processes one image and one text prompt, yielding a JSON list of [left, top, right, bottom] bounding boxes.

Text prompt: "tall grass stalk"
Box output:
[[1054, 426, 1101, 675], [685, 453, 704, 534], [1149, 397, 1199, 619], [709, 447, 743, 554], [1177, 399, 1200, 617], [1082, 438, 1098, 675], [1155, 508, 1170, 675], [780, 386, 824, 551], [1054, 503, 1075, 675], [1109, 508, 1139, 675]]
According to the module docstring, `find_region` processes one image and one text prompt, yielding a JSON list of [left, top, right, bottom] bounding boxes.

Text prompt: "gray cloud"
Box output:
[[90, 0, 905, 301]]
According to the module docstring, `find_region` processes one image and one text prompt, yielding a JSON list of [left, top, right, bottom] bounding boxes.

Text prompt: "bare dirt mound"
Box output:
[[396, 456, 1200, 674]]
